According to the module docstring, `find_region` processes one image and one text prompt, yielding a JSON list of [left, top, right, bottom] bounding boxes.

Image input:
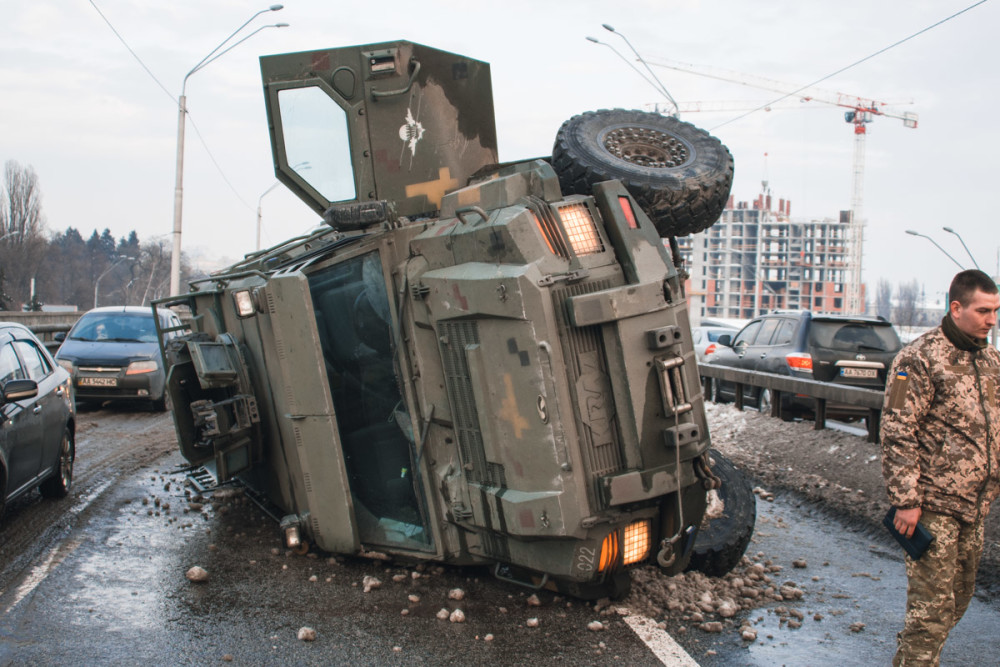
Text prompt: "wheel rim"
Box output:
[[601, 126, 692, 168], [59, 433, 73, 488]]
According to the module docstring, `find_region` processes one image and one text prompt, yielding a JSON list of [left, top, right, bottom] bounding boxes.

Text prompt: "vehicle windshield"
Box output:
[[69, 312, 158, 343], [809, 322, 901, 353]]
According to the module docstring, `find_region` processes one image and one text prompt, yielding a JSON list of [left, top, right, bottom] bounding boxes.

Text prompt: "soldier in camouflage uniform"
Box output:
[[881, 269, 1000, 666]]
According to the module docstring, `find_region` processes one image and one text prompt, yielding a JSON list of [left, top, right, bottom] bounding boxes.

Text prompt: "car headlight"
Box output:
[[125, 360, 159, 375], [57, 358, 75, 374]]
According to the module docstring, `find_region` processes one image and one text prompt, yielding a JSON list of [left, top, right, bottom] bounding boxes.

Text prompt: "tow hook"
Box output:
[[657, 533, 682, 567], [657, 525, 696, 568]]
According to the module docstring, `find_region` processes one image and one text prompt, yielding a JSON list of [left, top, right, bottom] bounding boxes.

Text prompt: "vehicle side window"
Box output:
[[0, 343, 24, 384], [14, 340, 51, 381], [773, 320, 795, 346], [755, 319, 780, 346], [733, 321, 762, 347]]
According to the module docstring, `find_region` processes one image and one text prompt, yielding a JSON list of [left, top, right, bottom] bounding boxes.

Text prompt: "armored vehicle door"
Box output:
[[306, 250, 433, 552], [260, 40, 498, 221]]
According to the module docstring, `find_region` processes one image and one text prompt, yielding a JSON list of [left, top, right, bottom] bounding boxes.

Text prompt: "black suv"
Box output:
[[708, 310, 902, 419]]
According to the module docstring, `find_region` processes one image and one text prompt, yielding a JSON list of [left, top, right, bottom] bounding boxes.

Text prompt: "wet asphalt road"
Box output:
[[1, 410, 998, 665]]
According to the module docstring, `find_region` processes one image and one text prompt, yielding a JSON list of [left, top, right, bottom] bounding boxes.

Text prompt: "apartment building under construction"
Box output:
[[678, 185, 861, 326]]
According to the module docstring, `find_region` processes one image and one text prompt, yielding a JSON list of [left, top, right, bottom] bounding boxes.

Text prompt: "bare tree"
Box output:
[[875, 278, 893, 321], [0, 161, 48, 308], [893, 280, 922, 337]]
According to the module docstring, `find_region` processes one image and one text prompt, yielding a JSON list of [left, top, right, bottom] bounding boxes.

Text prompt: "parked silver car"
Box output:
[[55, 306, 183, 411], [1, 322, 75, 521], [692, 325, 739, 363]]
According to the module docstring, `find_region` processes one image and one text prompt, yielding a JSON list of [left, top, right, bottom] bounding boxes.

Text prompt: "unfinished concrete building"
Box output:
[[678, 185, 860, 326]]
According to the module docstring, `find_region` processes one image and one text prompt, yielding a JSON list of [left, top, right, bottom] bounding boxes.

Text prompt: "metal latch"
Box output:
[[656, 355, 693, 418], [537, 269, 590, 287]]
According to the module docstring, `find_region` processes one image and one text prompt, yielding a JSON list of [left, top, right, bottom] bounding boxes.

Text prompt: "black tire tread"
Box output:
[[687, 449, 756, 577], [552, 109, 734, 237]]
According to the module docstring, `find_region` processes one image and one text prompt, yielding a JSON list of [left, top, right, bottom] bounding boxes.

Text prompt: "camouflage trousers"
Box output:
[[893, 510, 985, 667]]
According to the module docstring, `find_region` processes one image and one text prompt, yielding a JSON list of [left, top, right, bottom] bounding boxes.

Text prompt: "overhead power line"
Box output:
[[87, 0, 256, 212], [710, 0, 990, 131]]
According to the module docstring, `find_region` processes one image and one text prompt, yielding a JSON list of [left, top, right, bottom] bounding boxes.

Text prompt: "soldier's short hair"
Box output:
[[949, 269, 998, 307]]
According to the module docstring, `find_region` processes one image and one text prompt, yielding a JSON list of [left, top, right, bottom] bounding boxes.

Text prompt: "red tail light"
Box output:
[[704, 343, 717, 356], [785, 352, 813, 371]]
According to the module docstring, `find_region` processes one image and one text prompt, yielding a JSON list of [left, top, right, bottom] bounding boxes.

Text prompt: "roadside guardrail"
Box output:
[[697, 364, 884, 443]]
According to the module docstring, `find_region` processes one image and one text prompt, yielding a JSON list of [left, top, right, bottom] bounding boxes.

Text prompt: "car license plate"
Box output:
[[79, 377, 118, 387], [840, 367, 877, 379]]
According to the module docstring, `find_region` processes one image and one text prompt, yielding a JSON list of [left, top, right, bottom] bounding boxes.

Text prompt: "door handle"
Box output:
[[56, 387, 64, 396], [33, 405, 42, 414], [760, 353, 767, 358]]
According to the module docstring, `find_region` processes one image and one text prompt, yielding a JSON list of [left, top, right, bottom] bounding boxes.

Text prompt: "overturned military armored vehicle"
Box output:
[[154, 40, 751, 598]]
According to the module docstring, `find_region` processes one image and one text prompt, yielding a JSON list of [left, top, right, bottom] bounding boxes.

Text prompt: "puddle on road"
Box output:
[[700, 495, 1000, 666]]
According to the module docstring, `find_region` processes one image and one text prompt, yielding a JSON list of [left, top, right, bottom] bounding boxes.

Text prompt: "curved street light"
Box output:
[[942, 226, 981, 270], [170, 5, 286, 296], [904, 230, 964, 270], [256, 161, 309, 251], [586, 25, 680, 117], [95, 256, 136, 308]]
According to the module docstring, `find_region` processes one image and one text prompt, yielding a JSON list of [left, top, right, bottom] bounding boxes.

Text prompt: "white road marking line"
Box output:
[[624, 614, 701, 667], [2, 478, 114, 614]]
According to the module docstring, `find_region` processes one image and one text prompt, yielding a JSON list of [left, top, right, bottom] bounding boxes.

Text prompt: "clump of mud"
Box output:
[[625, 553, 807, 637]]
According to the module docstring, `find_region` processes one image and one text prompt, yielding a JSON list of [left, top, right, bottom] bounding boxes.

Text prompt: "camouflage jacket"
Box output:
[[880, 326, 1000, 523]]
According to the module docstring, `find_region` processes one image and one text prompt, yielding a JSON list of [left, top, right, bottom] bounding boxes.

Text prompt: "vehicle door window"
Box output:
[[0, 343, 24, 384], [308, 251, 431, 551], [733, 321, 762, 349], [13, 340, 51, 381], [773, 320, 795, 346], [755, 319, 781, 346]]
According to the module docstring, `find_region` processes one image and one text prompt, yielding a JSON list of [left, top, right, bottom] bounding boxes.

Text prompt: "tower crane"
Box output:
[[647, 57, 918, 315]]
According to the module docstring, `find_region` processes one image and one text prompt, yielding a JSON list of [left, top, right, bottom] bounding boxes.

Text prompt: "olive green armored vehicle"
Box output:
[[154, 40, 752, 598]]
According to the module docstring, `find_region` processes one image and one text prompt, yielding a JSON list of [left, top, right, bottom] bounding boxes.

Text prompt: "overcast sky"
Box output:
[[1, 0, 997, 305]]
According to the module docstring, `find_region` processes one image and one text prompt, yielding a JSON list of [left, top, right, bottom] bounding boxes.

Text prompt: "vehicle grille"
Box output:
[[552, 279, 624, 509], [439, 320, 506, 488]]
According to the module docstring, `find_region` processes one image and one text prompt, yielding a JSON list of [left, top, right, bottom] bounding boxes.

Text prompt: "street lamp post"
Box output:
[[95, 256, 136, 308], [586, 26, 680, 117], [256, 182, 282, 252], [906, 229, 997, 346], [256, 161, 309, 251], [905, 230, 964, 270], [170, 5, 286, 297], [942, 226, 982, 270]]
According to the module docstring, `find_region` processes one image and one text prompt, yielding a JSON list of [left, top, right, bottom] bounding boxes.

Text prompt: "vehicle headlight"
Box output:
[[622, 519, 652, 565], [125, 360, 159, 375], [57, 358, 75, 374]]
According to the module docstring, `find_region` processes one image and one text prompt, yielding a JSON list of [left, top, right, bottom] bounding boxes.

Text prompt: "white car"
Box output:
[[692, 325, 739, 363]]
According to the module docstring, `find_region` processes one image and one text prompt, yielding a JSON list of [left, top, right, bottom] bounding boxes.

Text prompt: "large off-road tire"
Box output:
[[687, 449, 755, 577], [552, 109, 734, 238]]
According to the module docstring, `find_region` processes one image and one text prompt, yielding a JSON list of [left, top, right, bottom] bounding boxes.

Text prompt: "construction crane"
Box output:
[[647, 57, 919, 315]]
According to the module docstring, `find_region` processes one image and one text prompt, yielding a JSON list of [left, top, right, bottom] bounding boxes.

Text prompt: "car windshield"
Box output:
[[809, 321, 901, 353], [70, 312, 158, 343]]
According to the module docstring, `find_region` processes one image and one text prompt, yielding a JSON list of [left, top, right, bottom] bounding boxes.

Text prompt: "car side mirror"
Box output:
[[54, 332, 66, 343], [716, 334, 732, 347], [1, 378, 39, 404]]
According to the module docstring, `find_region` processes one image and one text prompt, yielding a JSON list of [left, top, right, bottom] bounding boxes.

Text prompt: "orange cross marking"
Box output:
[[498, 373, 529, 440], [405, 167, 459, 209]]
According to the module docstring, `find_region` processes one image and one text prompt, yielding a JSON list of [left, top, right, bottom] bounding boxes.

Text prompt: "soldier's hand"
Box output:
[[894, 507, 922, 538]]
